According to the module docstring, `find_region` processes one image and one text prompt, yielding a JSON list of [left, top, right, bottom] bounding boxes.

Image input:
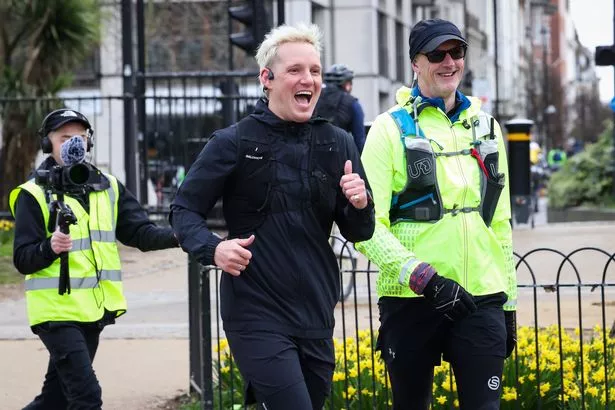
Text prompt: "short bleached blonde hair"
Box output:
[[255, 22, 323, 69]]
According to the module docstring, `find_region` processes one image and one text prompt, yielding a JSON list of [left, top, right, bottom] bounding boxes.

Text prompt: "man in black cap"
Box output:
[[9, 108, 179, 409], [356, 18, 516, 409]]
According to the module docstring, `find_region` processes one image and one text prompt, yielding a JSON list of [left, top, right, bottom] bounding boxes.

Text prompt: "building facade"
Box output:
[[53, 0, 597, 204]]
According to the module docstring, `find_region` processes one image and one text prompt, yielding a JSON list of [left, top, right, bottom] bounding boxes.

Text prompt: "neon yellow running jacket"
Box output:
[[356, 86, 516, 311]]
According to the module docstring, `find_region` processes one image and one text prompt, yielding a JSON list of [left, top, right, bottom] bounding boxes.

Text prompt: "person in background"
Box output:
[[315, 63, 366, 153], [315, 64, 368, 272], [356, 18, 517, 409], [547, 146, 567, 171], [10, 108, 179, 409], [170, 23, 375, 409]]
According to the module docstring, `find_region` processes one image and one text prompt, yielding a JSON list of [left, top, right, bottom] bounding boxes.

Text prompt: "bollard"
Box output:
[[504, 118, 534, 226]]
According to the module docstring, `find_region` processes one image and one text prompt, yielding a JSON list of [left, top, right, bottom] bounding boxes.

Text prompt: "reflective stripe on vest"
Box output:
[[25, 270, 122, 290], [9, 174, 126, 326]]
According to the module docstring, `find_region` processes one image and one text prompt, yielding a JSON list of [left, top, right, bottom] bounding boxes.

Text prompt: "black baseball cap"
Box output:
[[409, 18, 467, 61], [41, 108, 92, 136]]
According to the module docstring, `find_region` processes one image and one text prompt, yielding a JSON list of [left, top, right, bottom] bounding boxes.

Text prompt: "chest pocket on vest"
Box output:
[[310, 135, 339, 213], [239, 136, 273, 212]]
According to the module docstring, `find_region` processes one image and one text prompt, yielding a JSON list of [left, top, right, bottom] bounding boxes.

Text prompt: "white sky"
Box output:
[[569, 0, 614, 102]]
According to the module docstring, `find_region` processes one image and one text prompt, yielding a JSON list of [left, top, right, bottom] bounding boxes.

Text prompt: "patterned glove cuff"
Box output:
[[409, 262, 436, 295]]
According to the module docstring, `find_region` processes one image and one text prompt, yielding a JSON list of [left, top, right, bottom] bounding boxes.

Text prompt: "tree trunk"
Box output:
[[0, 110, 40, 211]]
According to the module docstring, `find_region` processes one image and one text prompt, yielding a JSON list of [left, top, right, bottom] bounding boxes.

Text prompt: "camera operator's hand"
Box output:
[[409, 262, 477, 321], [50, 227, 72, 255]]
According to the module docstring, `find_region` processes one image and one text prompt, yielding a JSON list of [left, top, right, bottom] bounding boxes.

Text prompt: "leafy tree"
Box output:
[[0, 0, 101, 209], [548, 121, 615, 209]]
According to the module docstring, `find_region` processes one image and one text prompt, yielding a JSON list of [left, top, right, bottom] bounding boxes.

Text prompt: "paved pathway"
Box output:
[[1, 204, 614, 409]]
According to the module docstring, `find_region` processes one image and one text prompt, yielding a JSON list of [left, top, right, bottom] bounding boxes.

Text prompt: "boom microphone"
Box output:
[[60, 136, 86, 166]]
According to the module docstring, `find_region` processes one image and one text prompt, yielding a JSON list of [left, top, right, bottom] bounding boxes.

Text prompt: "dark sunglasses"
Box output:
[[422, 45, 467, 63]]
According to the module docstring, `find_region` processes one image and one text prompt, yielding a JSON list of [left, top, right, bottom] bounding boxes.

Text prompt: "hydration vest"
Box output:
[[223, 116, 343, 237], [388, 107, 505, 227]]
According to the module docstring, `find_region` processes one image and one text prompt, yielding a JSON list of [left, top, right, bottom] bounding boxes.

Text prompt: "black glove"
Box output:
[[410, 262, 477, 321], [504, 310, 517, 358]]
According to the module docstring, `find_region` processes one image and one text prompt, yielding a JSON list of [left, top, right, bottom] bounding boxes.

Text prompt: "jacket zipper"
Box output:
[[446, 113, 470, 288]]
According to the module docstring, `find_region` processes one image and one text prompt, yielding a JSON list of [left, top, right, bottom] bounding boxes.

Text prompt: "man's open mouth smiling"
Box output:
[[295, 90, 313, 105]]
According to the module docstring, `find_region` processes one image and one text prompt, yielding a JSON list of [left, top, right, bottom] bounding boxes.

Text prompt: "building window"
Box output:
[[379, 91, 390, 113], [147, 41, 172, 73], [378, 12, 389, 77], [312, 3, 326, 65], [72, 48, 101, 88], [395, 22, 405, 82], [178, 40, 204, 72], [144, 1, 256, 72]]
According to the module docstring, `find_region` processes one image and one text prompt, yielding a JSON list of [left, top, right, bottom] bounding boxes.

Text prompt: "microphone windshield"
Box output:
[[60, 136, 86, 165]]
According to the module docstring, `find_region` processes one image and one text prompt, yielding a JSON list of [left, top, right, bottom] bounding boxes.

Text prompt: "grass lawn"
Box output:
[[0, 241, 21, 285]]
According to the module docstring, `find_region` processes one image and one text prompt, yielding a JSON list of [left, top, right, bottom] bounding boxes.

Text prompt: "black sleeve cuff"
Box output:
[[202, 234, 224, 266], [39, 238, 59, 262]]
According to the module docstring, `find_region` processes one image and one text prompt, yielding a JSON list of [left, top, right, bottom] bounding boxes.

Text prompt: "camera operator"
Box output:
[[8, 108, 179, 409]]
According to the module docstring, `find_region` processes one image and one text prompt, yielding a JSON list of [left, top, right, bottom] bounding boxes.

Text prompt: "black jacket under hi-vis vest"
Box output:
[[316, 84, 357, 132], [170, 99, 375, 338]]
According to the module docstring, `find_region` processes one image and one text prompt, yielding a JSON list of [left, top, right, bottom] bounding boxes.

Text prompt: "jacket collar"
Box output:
[[410, 87, 471, 122], [395, 86, 479, 122]]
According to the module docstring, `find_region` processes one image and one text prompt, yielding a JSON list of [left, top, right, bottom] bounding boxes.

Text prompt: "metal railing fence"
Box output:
[[0, 71, 260, 214], [188, 243, 615, 410]]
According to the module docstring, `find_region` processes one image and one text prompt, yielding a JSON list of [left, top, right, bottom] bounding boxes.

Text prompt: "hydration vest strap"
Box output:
[[435, 149, 472, 157], [399, 193, 435, 210], [444, 206, 481, 216], [389, 108, 426, 140]]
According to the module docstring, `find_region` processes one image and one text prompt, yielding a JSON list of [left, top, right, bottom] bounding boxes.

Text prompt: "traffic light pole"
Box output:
[[136, 0, 148, 204], [543, 26, 550, 151], [228, 0, 234, 70], [121, 0, 137, 198]]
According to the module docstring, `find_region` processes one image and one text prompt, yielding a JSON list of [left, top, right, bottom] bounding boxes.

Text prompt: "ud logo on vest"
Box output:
[[408, 157, 433, 178]]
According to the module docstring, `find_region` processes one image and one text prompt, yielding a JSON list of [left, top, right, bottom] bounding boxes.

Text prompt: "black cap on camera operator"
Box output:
[[8, 108, 178, 409]]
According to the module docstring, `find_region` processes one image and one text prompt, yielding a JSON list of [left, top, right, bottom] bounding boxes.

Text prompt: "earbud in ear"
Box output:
[[267, 69, 274, 80]]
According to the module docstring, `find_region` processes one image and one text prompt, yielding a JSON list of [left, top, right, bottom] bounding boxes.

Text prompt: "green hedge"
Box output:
[[548, 124, 615, 209]]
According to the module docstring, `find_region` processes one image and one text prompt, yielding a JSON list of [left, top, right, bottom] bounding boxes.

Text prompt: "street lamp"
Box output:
[[544, 104, 556, 149], [530, 1, 557, 150]]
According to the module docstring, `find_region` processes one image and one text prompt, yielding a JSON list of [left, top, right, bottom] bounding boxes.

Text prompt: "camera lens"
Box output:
[[66, 164, 90, 185]]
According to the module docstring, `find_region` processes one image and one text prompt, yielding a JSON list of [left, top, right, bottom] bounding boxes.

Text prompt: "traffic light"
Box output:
[[229, 0, 270, 55], [595, 45, 615, 66]]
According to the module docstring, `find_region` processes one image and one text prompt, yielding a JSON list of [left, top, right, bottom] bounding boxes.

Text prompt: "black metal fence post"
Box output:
[[200, 266, 214, 409], [188, 256, 214, 409], [135, 0, 149, 205], [121, 0, 138, 197], [188, 256, 203, 398]]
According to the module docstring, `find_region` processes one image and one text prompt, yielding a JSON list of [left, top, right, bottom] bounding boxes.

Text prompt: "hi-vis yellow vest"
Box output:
[[9, 176, 127, 326]]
